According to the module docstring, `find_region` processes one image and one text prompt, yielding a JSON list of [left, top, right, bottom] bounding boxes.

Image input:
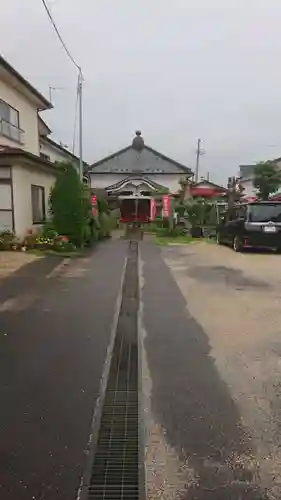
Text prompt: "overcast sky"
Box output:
[[1, 0, 281, 182]]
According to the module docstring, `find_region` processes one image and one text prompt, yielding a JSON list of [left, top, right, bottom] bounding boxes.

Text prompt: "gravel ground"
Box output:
[[140, 241, 281, 499], [0, 251, 39, 278], [161, 242, 281, 499]]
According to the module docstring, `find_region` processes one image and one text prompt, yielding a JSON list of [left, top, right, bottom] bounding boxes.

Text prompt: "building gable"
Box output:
[[89, 133, 192, 176]]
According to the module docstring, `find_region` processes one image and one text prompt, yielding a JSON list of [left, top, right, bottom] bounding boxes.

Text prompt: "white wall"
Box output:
[[40, 140, 79, 167], [0, 79, 40, 155], [145, 173, 183, 193], [240, 178, 256, 197], [90, 173, 183, 193], [12, 163, 56, 237], [90, 174, 126, 190]]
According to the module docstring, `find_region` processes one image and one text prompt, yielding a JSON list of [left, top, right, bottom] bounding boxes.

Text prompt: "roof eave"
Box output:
[[0, 54, 52, 110], [89, 144, 193, 175], [0, 150, 58, 173]]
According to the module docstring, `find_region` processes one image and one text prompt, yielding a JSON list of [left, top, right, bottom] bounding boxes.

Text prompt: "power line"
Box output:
[[40, 0, 84, 180], [40, 0, 81, 73]]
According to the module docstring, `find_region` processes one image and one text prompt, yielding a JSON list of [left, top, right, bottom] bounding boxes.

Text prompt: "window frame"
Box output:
[[0, 99, 21, 143], [31, 184, 46, 224], [0, 173, 14, 232], [0, 99, 20, 127]]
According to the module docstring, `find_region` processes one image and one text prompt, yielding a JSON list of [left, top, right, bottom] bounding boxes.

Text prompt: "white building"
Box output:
[[0, 54, 85, 237], [38, 116, 82, 168], [239, 159, 281, 200], [88, 131, 193, 197]]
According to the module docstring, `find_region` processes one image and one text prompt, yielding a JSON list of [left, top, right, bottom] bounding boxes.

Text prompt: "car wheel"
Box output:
[[233, 235, 243, 252]]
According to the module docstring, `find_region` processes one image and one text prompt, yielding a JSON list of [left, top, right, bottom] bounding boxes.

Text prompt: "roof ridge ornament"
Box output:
[[132, 130, 144, 151]]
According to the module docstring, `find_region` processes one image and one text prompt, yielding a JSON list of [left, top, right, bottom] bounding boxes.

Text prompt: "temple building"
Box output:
[[88, 131, 193, 199]]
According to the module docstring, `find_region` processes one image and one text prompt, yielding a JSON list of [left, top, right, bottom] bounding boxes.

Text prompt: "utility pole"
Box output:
[[195, 138, 204, 183], [78, 70, 83, 181]]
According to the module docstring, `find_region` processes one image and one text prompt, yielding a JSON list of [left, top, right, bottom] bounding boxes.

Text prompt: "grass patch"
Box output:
[[154, 235, 197, 246], [154, 235, 216, 246]]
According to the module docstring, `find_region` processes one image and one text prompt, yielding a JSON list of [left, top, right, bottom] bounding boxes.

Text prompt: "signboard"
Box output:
[[150, 198, 156, 221], [91, 195, 97, 216], [162, 195, 170, 218]]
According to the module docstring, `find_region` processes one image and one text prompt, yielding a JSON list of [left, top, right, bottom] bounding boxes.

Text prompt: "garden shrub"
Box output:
[[99, 212, 112, 238], [52, 239, 76, 253], [0, 230, 18, 250], [23, 232, 40, 249], [42, 221, 58, 239], [49, 163, 91, 247]]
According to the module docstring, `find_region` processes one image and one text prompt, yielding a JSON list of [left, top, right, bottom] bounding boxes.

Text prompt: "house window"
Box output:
[[0, 100, 22, 143], [0, 183, 12, 209], [0, 179, 13, 232], [31, 185, 46, 224]]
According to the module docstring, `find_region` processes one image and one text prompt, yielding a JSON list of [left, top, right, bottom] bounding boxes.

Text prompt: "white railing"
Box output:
[[0, 119, 24, 144]]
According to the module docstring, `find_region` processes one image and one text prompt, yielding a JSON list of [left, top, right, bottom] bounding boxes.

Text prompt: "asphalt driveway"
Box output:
[[0, 239, 127, 500]]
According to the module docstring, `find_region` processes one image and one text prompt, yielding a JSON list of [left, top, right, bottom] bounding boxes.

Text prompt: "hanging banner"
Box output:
[[150, 198, 156, 221], [162, 195, 170, 218], [91, 195, 97, 216]]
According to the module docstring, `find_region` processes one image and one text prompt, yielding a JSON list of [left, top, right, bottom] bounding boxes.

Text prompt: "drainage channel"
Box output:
[[86, 241, 140, 500]]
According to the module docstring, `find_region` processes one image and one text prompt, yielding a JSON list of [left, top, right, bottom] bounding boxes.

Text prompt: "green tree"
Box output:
[[49, 162, 91, 247], [184, 198, 212, 226], [253, 161, 281, 200]]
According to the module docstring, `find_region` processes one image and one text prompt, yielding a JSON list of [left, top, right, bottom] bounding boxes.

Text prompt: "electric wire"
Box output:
[[40, 0, 82, 74]]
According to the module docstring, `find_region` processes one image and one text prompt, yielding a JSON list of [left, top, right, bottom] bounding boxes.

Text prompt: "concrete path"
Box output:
[[0, 251, 40, 279], [0, 254, 64, 305], [140, 242, 268, 500], [0, 239, 127, 500]]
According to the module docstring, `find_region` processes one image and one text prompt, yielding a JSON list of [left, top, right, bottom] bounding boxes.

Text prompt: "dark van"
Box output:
[[216, 201, 281, 252]]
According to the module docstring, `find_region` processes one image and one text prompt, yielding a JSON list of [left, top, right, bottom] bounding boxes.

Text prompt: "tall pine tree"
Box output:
[[49, 163, 90, 246]]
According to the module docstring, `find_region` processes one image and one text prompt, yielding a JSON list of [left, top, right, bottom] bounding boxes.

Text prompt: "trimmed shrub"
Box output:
[[49, 163, 91, 247]]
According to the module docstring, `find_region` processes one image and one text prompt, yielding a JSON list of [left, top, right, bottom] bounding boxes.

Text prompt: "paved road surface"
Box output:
[[140, 241, 281, 499], [0, 240, 127, 500], [2, 238, 281, 499]]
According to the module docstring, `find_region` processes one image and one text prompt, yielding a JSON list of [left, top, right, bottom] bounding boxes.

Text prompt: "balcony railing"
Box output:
[[0, 119, 24, 144]]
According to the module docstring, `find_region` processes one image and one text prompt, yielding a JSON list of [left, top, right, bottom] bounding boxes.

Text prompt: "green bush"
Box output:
[[97, 198, 110, 214], [174, 201, 186, 217], [154, 225, 185, 238], [24, 232, 40, 249], [99, 212, 112, 238], [52, 240, 76, 253], [0, 230, 17, 250], [42, 221, 58, 239], [89, 216, 101, 242], [49, 163, 91, 247]]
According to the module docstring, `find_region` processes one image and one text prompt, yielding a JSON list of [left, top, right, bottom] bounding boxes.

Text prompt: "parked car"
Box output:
[[216, 201, 281, 252]]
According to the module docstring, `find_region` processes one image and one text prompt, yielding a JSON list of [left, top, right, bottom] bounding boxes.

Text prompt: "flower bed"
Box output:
[[0, 229, 77, 255]]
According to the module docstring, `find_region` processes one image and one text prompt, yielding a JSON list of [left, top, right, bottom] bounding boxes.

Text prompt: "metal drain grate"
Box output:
[[87, 241, 139, 500]]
